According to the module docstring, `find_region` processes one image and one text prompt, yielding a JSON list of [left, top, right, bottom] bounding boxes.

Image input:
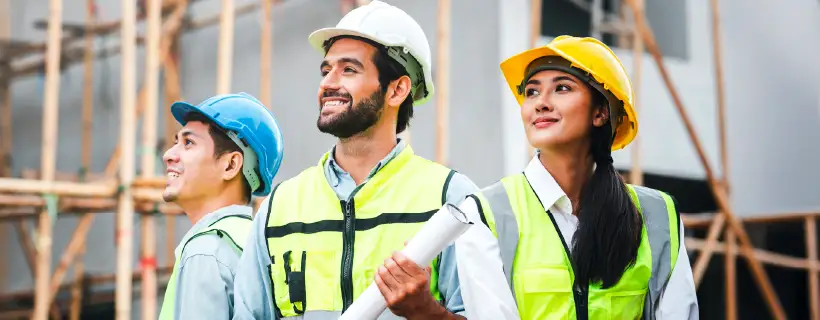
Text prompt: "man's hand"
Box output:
[[374, 251, 461, 320]]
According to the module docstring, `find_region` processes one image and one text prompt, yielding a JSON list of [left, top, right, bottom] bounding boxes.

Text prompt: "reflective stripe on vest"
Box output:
[[264, 146, 455, 318], [158, 214, 253, 320], [275, 309, 410, 320], [473, 174, 679, 320]]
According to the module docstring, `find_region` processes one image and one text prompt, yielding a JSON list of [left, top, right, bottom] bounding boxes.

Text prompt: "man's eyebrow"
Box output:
[[321, 57, 365, 70]]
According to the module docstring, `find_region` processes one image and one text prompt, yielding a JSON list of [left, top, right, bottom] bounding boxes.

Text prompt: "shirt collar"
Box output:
[[325, 138, 406, 186], [522, 152, 573, 215]]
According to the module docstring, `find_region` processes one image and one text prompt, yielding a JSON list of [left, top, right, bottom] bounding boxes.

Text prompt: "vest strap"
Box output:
[[481, 181, 520, 301], [628, 185, 677, 320]]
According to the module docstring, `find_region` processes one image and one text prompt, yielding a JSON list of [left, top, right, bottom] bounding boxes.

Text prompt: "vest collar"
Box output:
[[522, 153, 573, 216], [176, 204, 253, 257]]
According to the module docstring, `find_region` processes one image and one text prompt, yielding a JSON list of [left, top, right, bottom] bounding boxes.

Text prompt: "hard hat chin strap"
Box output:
[[225, 130, 262, 194]]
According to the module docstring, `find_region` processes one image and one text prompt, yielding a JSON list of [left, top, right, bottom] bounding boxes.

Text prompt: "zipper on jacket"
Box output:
[[340, 199, 356, 312], [546, 210, 588, 320]]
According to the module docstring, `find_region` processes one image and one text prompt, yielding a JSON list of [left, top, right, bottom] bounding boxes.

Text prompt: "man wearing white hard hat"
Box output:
[[232, 1, 480, 319]]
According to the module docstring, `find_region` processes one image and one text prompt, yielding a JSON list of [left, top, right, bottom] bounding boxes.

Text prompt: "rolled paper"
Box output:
[[339, 203, 474, 320]]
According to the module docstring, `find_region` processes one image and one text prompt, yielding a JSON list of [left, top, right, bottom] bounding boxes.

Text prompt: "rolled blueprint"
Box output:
[[338, 203, 473, 320]]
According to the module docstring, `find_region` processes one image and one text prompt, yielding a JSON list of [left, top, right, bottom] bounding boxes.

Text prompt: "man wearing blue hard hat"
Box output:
[[233, 1, 480, 319], [157, 92, 284, 320]]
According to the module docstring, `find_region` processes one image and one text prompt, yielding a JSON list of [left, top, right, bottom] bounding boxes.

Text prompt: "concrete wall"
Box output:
[[3, 0, 504, 317]]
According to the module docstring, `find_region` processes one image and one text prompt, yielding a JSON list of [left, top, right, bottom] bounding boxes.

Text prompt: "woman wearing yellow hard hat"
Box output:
[[453, 36, 698, 319]]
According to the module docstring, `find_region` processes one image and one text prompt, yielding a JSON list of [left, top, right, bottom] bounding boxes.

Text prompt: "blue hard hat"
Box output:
[[170, 92, 284, 197]]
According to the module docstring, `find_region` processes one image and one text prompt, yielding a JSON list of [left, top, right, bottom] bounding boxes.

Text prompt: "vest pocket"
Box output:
[[270, 249, 340, 316], [515, 266, 574, 320], [597, 289, 647, 320]]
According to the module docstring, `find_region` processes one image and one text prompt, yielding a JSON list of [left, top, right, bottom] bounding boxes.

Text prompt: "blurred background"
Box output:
[[1, 0, 819, 319]]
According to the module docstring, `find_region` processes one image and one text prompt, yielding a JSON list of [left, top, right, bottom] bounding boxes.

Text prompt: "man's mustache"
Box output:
[[322, 90, 352, 101]]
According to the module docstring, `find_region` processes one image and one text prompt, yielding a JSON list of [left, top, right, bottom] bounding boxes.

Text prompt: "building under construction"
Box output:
[[1, 0, 819, 319]]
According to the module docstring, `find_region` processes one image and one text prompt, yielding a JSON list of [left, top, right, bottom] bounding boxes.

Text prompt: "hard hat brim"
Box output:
[[170, 101, 203, 126]]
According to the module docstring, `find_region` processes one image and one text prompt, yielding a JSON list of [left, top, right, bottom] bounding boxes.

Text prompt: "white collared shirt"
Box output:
[[454, 155, 699, 320]]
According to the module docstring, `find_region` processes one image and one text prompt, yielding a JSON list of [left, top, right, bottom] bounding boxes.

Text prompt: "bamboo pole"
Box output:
[[434, 0, 450, 165], [116, 0, 137, 317], [0, 12, 9, 178], [0, 71, 9, 178], [32, 0, 64, 318], [46, 214, 94, 305], [140, 0, 162, 318], [102, 0, 188, 179], [693, 214, 725, 285], [709, 0, 735, 317], [726, 230, 737, 320], [163, 24, 184, 266], [217, 0, 234, 94], [526, 0, 542, 159], [624, 0, 786, 318], [259, 0, 273, 109], [807, 216, 819, 320], [72, 1, 97, 317], [0, 0, 10, 295], [627, 0, 643, 186], [0, 178, 117, 196]]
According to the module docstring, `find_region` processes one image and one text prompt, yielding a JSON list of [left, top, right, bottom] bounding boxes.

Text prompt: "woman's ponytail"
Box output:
[[570, 95, 643, 289]]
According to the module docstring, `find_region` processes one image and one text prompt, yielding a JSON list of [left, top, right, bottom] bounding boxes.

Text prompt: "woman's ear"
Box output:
[[592, 104, 610, 128]]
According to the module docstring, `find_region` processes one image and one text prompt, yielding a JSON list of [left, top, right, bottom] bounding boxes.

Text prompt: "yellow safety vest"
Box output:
[[158, 214, 253, 320], [263, 146, 456, 318], [471, 174, 680, 320]]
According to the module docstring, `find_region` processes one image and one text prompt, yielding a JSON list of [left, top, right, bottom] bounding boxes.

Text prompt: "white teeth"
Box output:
[[167, 172, 180, 179], [323, 100, 347, 108]]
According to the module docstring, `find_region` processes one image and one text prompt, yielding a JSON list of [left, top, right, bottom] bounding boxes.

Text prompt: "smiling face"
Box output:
[[162, 121, 228, 204], [316, 37, 386, 138], [520, 69, 610, 151]]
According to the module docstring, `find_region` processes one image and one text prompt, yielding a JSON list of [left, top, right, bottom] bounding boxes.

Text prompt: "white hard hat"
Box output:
[[308, 0, 434, 106]]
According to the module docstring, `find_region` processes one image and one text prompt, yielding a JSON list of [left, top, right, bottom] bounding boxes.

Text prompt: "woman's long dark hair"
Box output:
[[570, 90, 643, 290]]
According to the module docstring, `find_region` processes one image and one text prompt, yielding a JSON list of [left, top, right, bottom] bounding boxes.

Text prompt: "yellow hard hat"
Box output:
[[500, 35, 637, 151]]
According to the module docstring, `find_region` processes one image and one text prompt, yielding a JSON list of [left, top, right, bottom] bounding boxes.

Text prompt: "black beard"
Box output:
[[317, 89, 385, 138]]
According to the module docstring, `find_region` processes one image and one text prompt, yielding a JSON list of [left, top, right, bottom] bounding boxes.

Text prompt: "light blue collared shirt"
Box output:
[[165, 204, 253, 320], [232, 139, 479, 319]]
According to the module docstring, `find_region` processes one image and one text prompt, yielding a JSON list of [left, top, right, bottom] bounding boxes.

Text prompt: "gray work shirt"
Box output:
[[164, 204, 253, 320], [232, 139, 480, 319]]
